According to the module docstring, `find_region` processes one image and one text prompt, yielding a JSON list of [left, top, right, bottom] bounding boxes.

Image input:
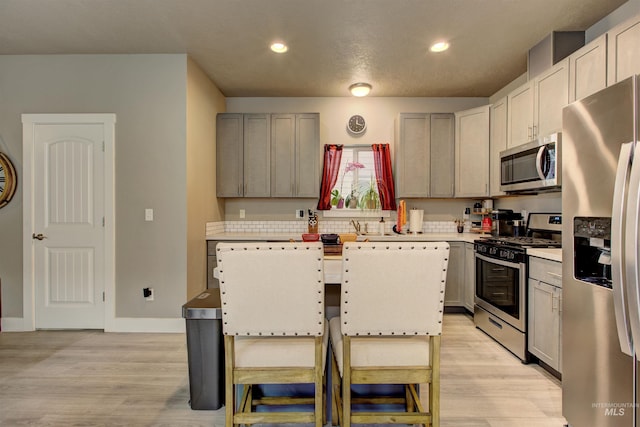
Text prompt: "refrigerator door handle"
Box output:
[[612, 141, 634, 356], [625, 141, 640, 358]]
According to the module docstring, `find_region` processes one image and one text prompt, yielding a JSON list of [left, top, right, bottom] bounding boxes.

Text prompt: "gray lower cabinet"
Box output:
[[528, 256, 562, 373], [394, 113, 454, 198], [464, 243, 475, 312], [444, 242, 464, 307], [216, 113, 319, 198]]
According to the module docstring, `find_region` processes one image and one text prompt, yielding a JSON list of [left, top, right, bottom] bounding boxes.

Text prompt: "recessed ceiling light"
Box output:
[[270, 42, 288, 53], [430, 41, 449, 53], [349, 82, 372, 97]]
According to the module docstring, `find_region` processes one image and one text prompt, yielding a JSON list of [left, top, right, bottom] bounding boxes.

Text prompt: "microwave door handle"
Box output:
[[535, 146, 547, 179], [612, 141, 634, 356]]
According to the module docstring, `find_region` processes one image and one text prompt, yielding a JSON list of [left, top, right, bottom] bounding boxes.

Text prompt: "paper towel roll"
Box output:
[[409, 209, 424, 233]]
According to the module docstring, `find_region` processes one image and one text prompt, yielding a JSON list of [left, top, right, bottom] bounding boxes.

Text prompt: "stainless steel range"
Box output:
[[474, 213, 562, 362]]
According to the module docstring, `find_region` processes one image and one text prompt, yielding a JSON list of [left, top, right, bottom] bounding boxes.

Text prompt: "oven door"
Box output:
[[475, 252, 526, 331]]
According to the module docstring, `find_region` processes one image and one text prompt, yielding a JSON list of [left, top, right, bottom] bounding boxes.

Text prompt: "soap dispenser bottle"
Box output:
[[379, 217, 385, 236]]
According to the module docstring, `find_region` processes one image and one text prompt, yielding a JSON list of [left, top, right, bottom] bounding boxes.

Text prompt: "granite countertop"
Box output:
[[528, 248, 562, 263], [206, 231, 483, 244]]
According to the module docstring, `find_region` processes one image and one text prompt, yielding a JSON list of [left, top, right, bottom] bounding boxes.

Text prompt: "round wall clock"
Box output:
[[0, 152, 17, 209], [347, 115, 366, 135]]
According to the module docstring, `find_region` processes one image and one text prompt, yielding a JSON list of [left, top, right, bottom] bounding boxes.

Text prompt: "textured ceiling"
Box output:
[[0, 0, 627, 97]]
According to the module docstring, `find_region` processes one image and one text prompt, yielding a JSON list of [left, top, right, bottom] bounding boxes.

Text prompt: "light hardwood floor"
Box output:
[[0, 313, 566, 427]]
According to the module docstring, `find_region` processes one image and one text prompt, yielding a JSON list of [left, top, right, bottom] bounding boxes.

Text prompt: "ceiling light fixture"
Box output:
[[430, 41, 450, 53], [349, 82, 372, 97], [270, 42, 288, 53]]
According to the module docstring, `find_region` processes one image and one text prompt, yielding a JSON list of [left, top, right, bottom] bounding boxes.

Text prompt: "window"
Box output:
[[324, 146, 390, 218]]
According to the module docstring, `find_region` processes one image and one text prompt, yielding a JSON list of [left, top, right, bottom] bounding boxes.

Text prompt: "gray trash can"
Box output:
[[182, 289, 225, 410]]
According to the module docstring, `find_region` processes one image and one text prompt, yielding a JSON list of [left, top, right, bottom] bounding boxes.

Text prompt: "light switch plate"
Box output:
[[145, 209, 153, 221]]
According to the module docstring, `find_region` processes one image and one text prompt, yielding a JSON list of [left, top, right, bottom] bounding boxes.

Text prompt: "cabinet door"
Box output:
[[216, 113, 244, 197], [489, 97, 507, 197], [569, 33, 607, 102], [507, 82, 534, 147], [534, 58, 569, 137], [464, 243, 475, 312], [244, 114, 271, 197], [430, 114, 455, 197], [455, 105, 490, 198], [528, 279, 561, 371], [270, 114, 296, 197], [445, 242, 464, 307], [295, 113, 320, 197], [608, 16, 640, 86], [395, 113, 430, 197]]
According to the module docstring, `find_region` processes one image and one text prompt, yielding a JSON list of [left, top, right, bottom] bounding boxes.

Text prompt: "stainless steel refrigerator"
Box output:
[[562, 75, 640, 426]]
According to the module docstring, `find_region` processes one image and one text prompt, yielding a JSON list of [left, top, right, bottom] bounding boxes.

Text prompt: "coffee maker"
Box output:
[[491, 209, 523, 237]]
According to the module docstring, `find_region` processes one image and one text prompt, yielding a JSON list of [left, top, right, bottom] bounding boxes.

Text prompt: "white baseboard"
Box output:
[[1, 318, 26, 331], [1, 317, 186, 333], [106, 317, 186, 333]]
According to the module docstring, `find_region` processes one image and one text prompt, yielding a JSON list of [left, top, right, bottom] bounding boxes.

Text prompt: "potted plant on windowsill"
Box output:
[[358, 178, 380, 210], [346, 188, 359, 209], [331, 189, 344, 208]]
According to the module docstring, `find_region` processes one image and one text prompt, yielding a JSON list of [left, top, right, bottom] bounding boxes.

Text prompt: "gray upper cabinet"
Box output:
[[295, 114, 321, 197], [507, 58, 569, 147], [271, 114, 296, 197], [455, 105, 490, 198], [395, 113, 454, 198], [534, 58, 569, 137], [490, 97, 508, 197], [430, 114, 455, 198], [395, 113, 431, 197], [607, 15, 640, 86], [244, 114, 271, 197], [569, 33, 607, 102], [216, 113, 244, 197], [217, 112, 319, 198], [271, 113, 319, 197], [507, 81, 534, 148]]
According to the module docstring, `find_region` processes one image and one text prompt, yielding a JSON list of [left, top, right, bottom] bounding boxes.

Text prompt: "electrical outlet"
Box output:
[[296, 209, 305, 219], [143, 287, 154, 301], [239, 209, 246, 219], [145, 208, 154, 221]]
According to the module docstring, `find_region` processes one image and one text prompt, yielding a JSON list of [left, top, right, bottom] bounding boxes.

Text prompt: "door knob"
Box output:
[[32, 233, 46, 240]]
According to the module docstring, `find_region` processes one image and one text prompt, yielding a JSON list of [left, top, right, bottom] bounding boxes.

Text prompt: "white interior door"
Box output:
[[23, 114, 115, 330]]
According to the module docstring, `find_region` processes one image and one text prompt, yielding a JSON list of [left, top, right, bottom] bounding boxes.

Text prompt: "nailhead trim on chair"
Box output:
[[218, 242, 325, 336], [341, 242, 448, 336]]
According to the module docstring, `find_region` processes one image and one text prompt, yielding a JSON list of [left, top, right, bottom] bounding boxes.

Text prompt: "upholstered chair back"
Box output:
[[340, 241, 449, 336], [217, 242, 325, 336]]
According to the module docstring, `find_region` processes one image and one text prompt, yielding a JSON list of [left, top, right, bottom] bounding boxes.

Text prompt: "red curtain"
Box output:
[[372, 144, 397, 211], [317, 144, 343, 210]]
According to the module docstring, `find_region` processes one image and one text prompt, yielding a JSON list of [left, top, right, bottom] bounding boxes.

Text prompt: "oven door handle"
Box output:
[[475, 252, 523, 269]]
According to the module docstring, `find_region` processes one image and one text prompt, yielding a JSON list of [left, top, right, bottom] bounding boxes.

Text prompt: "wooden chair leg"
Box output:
[[315, 336, 323, 427], [343, 336, 351, 427], [331, 350, 341, 426], [224, 335, 235, 427], [431, 335, 441, 427]]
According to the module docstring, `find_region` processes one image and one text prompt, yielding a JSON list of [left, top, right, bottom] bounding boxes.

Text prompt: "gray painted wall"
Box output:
[[0, 54, 188, 319]]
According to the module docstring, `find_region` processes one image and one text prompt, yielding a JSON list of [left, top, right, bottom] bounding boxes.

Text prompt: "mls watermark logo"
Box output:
[[593, 402, 638, 416]]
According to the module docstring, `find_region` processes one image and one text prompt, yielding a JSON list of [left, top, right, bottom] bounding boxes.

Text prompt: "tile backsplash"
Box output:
[[206, 220, 462, 235]]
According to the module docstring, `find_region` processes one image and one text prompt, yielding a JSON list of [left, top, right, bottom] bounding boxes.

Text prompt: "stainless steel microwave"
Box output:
[[500, 132, 561, 193]]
